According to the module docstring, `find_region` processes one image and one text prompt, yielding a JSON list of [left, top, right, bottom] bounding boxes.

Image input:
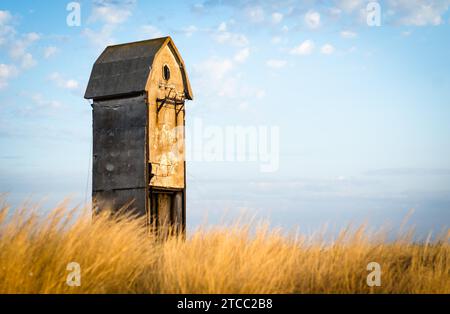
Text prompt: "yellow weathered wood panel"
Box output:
[[146, 44, 185, 189]]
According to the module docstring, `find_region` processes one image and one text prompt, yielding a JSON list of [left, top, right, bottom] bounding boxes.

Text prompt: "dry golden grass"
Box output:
[[0, 200, 448, 294]]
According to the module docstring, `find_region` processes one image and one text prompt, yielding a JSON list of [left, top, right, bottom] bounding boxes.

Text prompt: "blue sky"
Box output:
[[1, 0, 449, 237]]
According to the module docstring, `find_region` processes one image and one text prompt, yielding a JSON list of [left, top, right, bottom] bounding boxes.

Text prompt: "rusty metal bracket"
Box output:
[[157, 98, 166, 114], [156, 95, 185, 124], [175, 102, 185, 118]]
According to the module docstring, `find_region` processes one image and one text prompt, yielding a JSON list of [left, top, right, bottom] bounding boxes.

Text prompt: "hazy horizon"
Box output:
[[1, 0, 449, 237]]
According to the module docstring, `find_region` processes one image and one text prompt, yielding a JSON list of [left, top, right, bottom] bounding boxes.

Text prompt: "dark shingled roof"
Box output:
[[84, 36, 193, 100]]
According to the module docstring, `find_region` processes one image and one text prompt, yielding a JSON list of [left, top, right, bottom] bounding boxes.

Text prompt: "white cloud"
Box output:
[[196, 0, 450, 28], [271, 36, 282, 44], [305, 10, 321, 29], [246, 6, 265, 23], [402, 30, 412, 36], [83, 24, 116, 48], [340, 30, 357, 38], [387, 0, 450, 26], [238, 101, 249, 111], [30, 93, 62, 109], [182, 25, 198, 37], [348, 46, 357, 53], [0, 28, 13, 46], [191, 3, 205, 14], [9, 33, 39, 59], [321, 44, 335, 55], [0, 12, 39, 89], [84, 0, 136, 47], [89, 1, 134, 25], [8, 32, 40, 69], [213, 22, 249, 47], [0, 10, 12, 25], [271, 12, 283, 24], [0, 63, 18, 89], [195, 57, 233, 81], [26, 32, 40, 42], [255, 89, 266, 98], [266, 59, 287, 69], [48, 72, 80, 91], [44, 46, 59, 59], [193, 55, 265, 110], [329, 7, 343, 17], [335, 0, 365, 13], [218, 21, 227, 32], [194, 56, 236, 99], [290, 40, 315, 55], [234, 48, 250, 63], [0, 10, 13, 43], [20, 53, 37, 69], [140, 25, 163, 38], [334, 0, 450, 26]]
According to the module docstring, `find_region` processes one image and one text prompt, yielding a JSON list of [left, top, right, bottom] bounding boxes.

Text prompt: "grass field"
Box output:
[[0, 200, 448, 294]]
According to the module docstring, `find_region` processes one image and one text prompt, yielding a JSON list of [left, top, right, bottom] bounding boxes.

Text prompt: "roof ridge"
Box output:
[[105, 36, 170, 49]]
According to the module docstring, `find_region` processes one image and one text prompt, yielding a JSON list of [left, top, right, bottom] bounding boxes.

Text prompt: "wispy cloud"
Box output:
[[212, 22, 249, 47], [234, 47, 250, 63], [180, 25, 198, 37], [0, 10, 14, 45], [30, 93, 62, 109], [0, 63, 18, 89], [9, 32, 40, 69], [334, 0, 365, 13], [48, 72, 81, 94], [140, 25, 163, 39], [304, 10, 321, 29], [7, 91, 65, 116], [340, 30, 357, 39], [387, 0, 450, 26], [193, 53, 265, 111], [0, 10, 39, 88], [88, 0, 135, 25], [83, 25, 116, 48], [320, 43, 335, 55], [271, 12, 283, 24], [246, 6, 265, 23], [194, 0, 450, 28], [365, 168, 450, 176], [266, 59, 287, 69], [83, 0, 136, 47], [43, 46, 59, 59], [290, 40, 315, 55]]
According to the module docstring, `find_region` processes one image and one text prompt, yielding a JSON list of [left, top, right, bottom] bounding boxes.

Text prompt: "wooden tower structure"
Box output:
[[85, 36, 193, 233]]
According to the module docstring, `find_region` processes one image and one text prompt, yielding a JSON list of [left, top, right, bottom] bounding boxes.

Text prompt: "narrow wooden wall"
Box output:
[[146, 44, 186, 189]]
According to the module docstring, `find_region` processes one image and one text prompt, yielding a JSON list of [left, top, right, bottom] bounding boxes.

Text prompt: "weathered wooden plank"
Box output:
[[93, 96, 147, 130], [93, 188, 146, 216], [92, 95, 147, 192], [172, 192, 183, 226], [93, 127, 146, 190], [147, 44, 186, 189]]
